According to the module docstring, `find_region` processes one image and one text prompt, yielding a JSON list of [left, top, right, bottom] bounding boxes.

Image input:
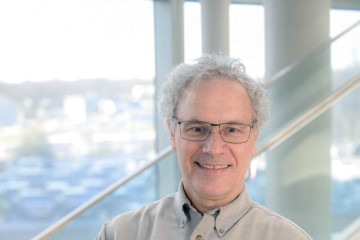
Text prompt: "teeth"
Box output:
[[200, 163, 228, 169]]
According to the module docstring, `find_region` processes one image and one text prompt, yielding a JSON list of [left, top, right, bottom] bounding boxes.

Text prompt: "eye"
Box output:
[[227, 127, 239, 133], [222, 124, 248, 135], [188, 126, 208, 134], [192, 127, 205, 132], [182, 123, 209, 136]]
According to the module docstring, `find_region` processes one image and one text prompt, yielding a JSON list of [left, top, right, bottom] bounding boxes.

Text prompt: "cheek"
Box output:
[[250, 132, 258, 154], [175, 142, 191, 177], [234, 141, 257, 166], [176, 140, 200, 167], [245, 134, 258, 157], [249, 142, 257, 157]]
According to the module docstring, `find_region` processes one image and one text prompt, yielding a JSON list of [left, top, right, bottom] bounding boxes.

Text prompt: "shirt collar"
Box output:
[[174, 180, 253, 233], [174, 181, 192, 227], [214, 183, 253, 237]]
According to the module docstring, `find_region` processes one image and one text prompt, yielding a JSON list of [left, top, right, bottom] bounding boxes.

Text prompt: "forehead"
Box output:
[[176, 78, 253, 123]]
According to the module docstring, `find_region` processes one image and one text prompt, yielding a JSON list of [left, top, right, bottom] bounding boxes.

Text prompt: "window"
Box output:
[[0, 1, 156, 239]]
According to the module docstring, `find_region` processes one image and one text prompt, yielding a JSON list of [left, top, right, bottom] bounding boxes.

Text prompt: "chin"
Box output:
[[197, 184, 231, 198]]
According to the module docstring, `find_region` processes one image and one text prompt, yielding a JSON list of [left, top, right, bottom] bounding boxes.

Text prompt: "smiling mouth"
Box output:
[[196, 162, 230, 170]]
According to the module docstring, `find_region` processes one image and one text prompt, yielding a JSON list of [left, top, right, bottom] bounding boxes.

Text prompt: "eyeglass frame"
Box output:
[[172, 116, 256, 144]]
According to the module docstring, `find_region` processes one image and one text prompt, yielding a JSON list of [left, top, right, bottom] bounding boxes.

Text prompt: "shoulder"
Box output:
[[114, 193, 175, 224], [96, 194, 176, 240], [120, 192, 176, 220], [246, 202, 312, 239]]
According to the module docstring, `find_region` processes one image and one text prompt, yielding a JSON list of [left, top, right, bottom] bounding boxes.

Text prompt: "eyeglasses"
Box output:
[[173, 117, 255, 144]]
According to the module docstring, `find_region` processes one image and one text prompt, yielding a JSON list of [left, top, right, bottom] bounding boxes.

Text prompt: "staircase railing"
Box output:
[[265, 19, 360, 87], [31, 74, 360, 240], [334, 216, 360, 240], [30, 19, 360, 239], [31, 146, 173, 240]]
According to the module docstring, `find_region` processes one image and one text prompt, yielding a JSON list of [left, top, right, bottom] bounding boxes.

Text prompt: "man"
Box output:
[[96, 55, 312, 239]]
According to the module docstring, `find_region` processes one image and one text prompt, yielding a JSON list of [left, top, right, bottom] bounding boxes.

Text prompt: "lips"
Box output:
[[196, 162, 230, 169]]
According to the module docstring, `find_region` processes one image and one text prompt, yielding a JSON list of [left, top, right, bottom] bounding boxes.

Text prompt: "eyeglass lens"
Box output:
[[179, 121, 251, 144]]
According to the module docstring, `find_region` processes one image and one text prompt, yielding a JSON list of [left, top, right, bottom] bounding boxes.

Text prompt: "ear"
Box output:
[[167, 118, 176, 149]]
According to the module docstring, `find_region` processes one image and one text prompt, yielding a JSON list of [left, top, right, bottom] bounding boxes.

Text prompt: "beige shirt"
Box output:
[[96, 183, 312, 240]]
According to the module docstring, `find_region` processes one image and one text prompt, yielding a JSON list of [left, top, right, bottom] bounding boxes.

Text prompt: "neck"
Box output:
[[184, 182, 244, 213]]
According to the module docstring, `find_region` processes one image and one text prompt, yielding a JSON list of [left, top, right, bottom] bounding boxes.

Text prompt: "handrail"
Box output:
[[334, 216, 360, 240], [258, 74, 360, 153], [30, 20, 360, 240], [32, 74, 360, 240], [265, 19, 360, 87], [31, 146, 173, 240]]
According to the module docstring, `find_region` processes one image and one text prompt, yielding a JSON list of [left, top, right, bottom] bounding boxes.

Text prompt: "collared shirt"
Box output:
[[96, 183, 312, 240]]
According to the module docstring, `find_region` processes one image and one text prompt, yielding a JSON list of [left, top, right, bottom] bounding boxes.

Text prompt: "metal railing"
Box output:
[[32, 146, 173, 240], [31, 19, 360, 240], [32, 74, 360, 240], [258, 74, 360, 153], [265, 20, 360, 88], [334, 216, 360, 240]]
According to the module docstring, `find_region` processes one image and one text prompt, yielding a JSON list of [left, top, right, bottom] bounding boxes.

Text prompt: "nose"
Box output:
[[202, 129, 226, 154]]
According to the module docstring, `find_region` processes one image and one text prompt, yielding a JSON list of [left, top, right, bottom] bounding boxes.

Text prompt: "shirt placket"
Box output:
[[190, 213, 215, 240]]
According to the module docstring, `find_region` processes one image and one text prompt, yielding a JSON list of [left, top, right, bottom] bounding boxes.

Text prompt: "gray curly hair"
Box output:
[[157, 54, 269, 129]]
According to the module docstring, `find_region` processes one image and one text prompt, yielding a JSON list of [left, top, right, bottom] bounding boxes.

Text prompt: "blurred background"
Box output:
[[0, 0, 359, 239]]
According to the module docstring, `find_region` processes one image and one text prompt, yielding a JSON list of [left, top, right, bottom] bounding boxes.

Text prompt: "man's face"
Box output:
[[169, 78, 258, 212]]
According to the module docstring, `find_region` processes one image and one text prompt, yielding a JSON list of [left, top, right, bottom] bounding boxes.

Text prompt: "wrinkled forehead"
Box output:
[[175, 77, 254, 124]]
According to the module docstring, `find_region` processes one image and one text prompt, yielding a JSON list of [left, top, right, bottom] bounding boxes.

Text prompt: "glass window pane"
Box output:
[[230, 4, 265, 80], [0, 1, 155, 239], [184, 1, 201, 62]]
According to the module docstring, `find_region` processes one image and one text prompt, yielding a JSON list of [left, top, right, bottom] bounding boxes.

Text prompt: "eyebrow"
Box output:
[[183, 119, 251, 125]]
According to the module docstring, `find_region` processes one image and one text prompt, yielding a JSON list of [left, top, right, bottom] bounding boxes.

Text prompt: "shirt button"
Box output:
[[219, 229, 225, 234], [196, 235, 202, 240]]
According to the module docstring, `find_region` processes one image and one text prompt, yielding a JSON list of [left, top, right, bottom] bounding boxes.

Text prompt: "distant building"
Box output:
[[0, 96, 18, 126], [63, 95, 87, 124]]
